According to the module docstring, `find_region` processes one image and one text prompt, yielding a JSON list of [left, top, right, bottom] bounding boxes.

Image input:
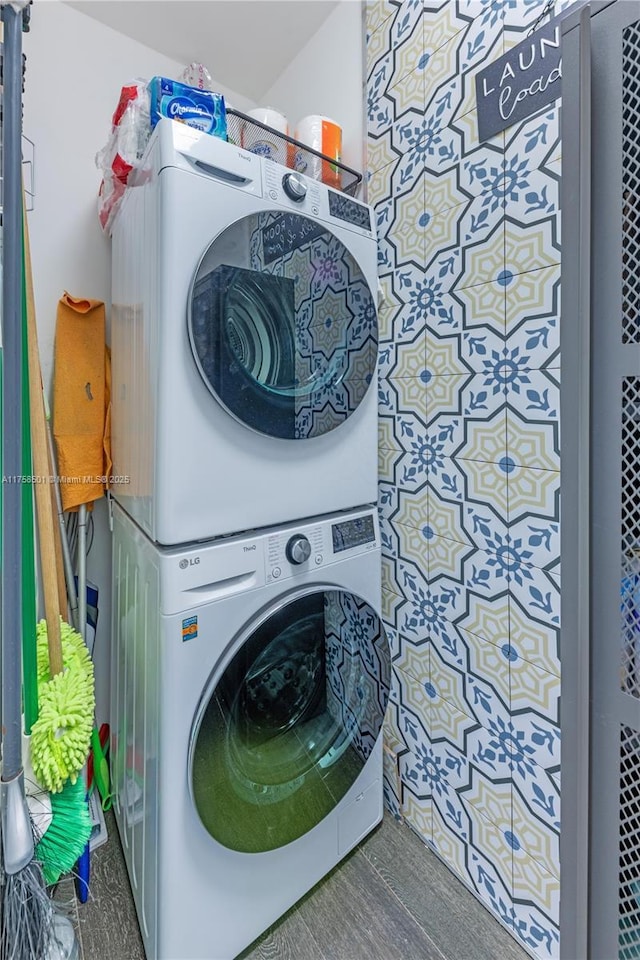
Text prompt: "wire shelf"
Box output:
[[226, 108, 362, 198]]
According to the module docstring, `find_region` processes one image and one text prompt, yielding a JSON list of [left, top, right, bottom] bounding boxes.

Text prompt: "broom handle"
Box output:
[[23, 204, 64, 677]]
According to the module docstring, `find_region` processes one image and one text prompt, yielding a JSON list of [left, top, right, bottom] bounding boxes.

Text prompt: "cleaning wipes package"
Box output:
[[149, 77, 226, 139]]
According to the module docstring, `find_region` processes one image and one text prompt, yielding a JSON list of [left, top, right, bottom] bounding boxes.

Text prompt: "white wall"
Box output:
[[22, 0, 255, 721], [262, 0, 365, 174]]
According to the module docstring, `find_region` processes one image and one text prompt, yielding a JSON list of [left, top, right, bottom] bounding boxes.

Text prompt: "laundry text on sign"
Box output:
[[475, 17, 562, 143]]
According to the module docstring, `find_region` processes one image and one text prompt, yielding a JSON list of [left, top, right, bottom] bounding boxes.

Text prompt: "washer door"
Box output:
[[189, 589, 390, 853], [188, 212, 377, 439]]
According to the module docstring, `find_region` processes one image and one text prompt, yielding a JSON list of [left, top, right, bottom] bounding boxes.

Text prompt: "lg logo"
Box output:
[[179, 557, 200, 569]]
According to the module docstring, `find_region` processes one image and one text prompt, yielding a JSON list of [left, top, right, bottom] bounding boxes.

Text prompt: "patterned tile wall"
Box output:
[[366, 1, 565, 956]]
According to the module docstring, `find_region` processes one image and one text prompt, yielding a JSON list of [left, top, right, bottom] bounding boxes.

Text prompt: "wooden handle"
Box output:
[[47, 437, 68, 614], [23, 200, 64, 676]]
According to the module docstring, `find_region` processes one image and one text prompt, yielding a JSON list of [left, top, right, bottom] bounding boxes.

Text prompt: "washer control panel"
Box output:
[[265, 510, 378, 584]]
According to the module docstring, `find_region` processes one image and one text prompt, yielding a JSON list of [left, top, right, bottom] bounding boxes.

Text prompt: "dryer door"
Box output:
[[189, 589, 390, 853], [187, 212, 377, 439]]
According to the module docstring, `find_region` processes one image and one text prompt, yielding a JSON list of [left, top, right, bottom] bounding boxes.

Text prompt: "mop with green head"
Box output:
[[20, 175, 94, 884]]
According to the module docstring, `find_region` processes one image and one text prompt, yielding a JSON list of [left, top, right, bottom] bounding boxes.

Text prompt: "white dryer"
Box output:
[[111, 119, 379, 545], [110, 502, 390, 960]]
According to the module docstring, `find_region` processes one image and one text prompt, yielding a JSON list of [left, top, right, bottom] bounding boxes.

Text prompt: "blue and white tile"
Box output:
[[510, 899, 560, 960], [456, 588, 511, 650], [367, 8, 398, 81], [368, 85, 396, 142], [512, 777, 560, 879], [428, 731, 471, 804], [423, 200, 470, 291], [385, 622, 403, 667], [457, 465, 510, 551], [382, 546, 404, 599], [398, 575, 466, 641], [394, 630, 431, 685], [379, 376, 428, 442], [379, 510, 401, 559], [431, 770, 473, 846], [463, 772, 512, 855], [428, 455, 466, 514], [457, 191, 506, 259], [504, 103, 561, 172], [431, 791, 472, 883], [504, 164, 560, 230], [422, 0, 472, 52], [366, 0, 400, 36], [427, 374, 506, 461], [429, 536, 475, 600], [431, 635, 475, 719], [398, 737, 437, 804], [454, 217, 506, 290], [368, 157, 398, 212], [430, 321, 508, 378], [510, 661, 561, 767], [463, 626, 512, 715], [383, 761, 404, 820], [394, 480, 430, 532], [379, 328, 427, 381], [453, 279, 506, 336], [509, 563, 560, 641], [506, 370, 560, 471], [422, 30, 467, 117], [367, 123, 397, 177], [465, 808, 515, 920], [428, 473, 470, 544], [505, 263, 560, 368], [508, 589, 560, 678], [392, 663, 432, 750], [425, 328, 476, 381], [426, 195, 505, 293], [378, 479, 400, 525], [369, 0, 424, 94], [510, 694, 560, 775], [460, 560, 512, 636], [469, 699, 540, 786], [401, 789, 433, 844], [382, 583, 407, 636], [508, 466, 560, 571], [393, 521, 431, 599], [504, 217, 561, 277]]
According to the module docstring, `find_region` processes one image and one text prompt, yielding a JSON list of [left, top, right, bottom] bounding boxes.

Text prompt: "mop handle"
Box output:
[[23, 198, 64, 676]]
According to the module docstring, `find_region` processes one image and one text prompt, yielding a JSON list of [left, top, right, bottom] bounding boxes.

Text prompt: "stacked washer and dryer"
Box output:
[[109, 119, 389, 960]]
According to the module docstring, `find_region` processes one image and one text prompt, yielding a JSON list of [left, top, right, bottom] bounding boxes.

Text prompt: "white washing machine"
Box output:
[[111, 119, 379, 546], [111, 501, 390, 960]]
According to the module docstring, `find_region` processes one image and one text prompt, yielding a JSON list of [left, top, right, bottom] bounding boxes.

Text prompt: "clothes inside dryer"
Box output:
[[190, 589, 389, 853]]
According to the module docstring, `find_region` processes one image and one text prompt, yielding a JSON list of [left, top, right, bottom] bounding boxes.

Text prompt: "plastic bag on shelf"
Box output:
[[96, 79, 151, 234]]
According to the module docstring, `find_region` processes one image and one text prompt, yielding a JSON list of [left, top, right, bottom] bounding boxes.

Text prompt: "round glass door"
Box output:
[[188, 212, 377, 439], [189, 590, 390, 853]]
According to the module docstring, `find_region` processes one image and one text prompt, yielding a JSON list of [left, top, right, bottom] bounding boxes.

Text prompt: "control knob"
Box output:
[[282, 172, 308, 202], [286, 534, 311, 565]]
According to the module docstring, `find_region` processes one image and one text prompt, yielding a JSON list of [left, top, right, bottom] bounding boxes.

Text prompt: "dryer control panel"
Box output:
[[265, 510, 378, 584], [261, 159, 374, 240]]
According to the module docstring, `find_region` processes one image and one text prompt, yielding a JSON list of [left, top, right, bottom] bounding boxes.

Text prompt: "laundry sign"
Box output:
[[475, 17, 562, 143]]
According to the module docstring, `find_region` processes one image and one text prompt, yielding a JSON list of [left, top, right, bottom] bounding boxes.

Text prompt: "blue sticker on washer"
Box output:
[[182, 616, 198, 642]]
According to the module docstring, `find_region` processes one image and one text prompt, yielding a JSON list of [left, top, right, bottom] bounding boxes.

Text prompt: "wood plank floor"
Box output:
[[66, 810, 528, 960]]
